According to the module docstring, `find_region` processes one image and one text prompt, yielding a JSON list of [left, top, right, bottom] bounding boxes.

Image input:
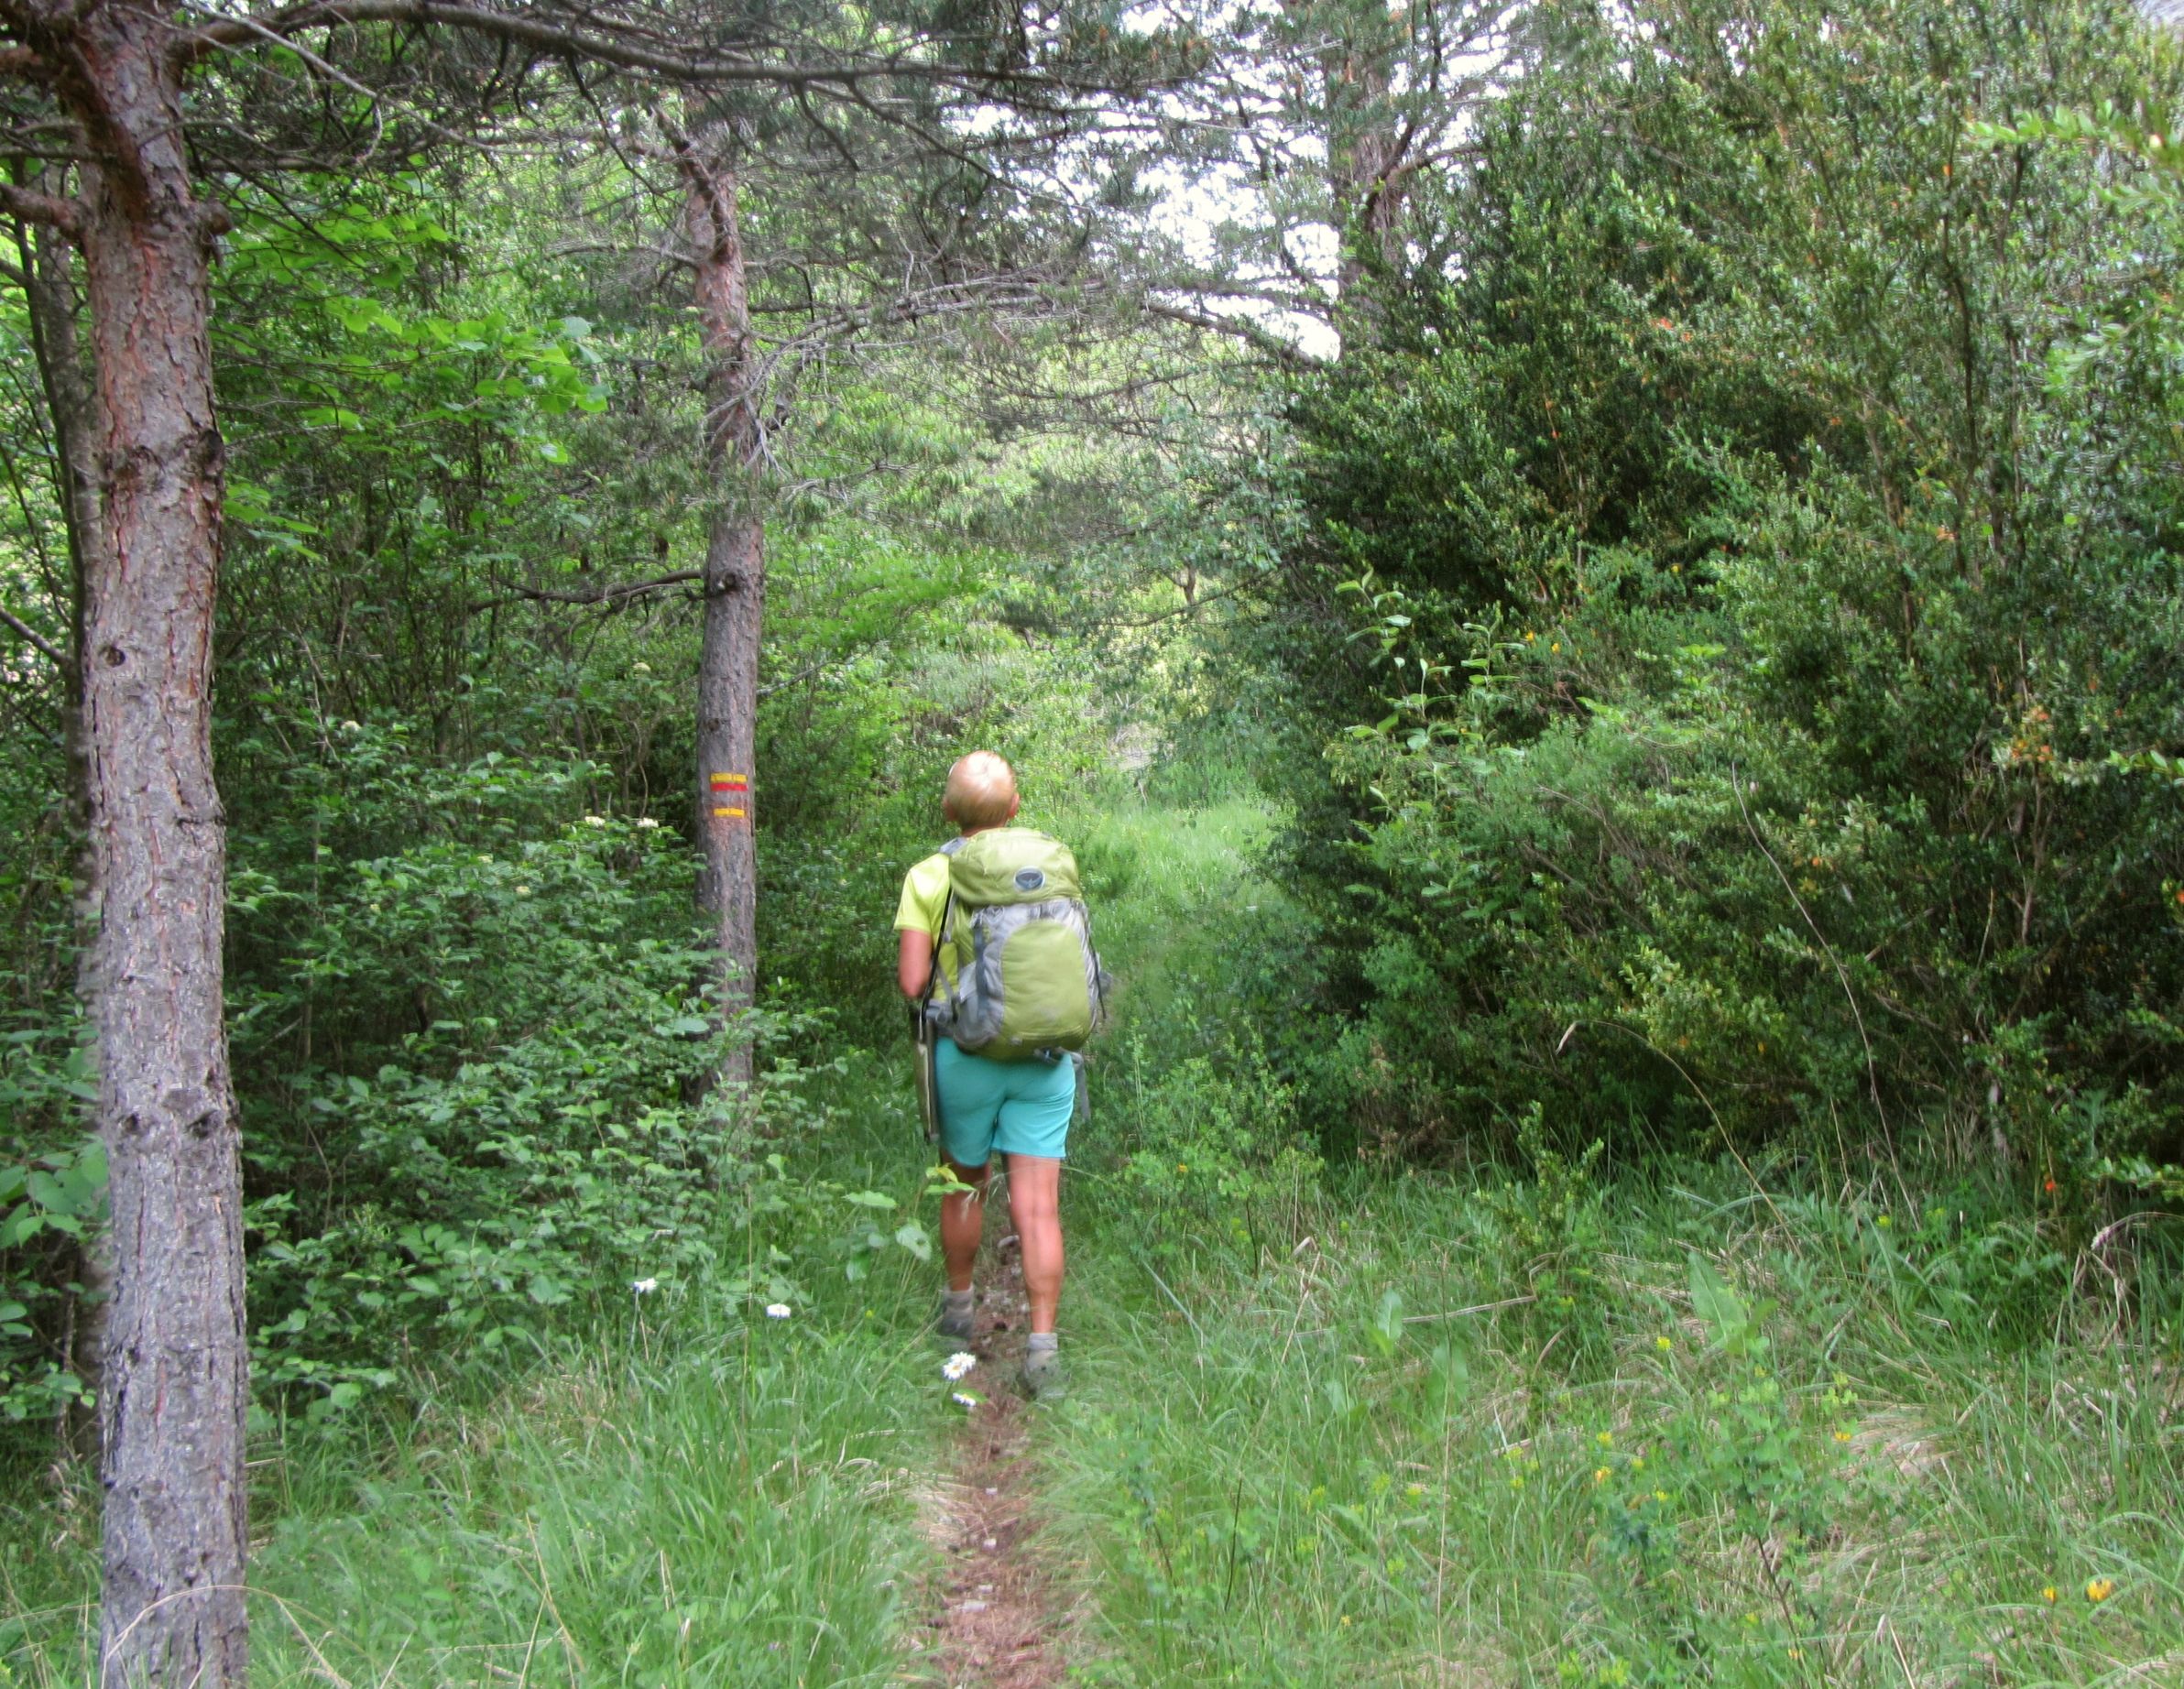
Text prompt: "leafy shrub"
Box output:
[[1267, 0, 2184, 1211], [1108, 1019, 1320, 1264], [217, 729, 738, 1413]]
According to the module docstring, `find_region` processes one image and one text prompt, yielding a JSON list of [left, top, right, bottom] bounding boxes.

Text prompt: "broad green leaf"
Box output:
[[25, 1171, 69, 1213]]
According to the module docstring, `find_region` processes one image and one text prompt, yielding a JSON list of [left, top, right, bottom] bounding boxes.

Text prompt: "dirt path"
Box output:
[[919, 1233, 1075, 1689]]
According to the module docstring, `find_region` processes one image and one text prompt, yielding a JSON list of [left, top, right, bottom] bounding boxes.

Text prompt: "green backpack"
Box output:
[[925, 828, 1108, 1062]]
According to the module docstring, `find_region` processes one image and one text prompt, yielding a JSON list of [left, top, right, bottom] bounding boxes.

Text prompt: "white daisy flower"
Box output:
[[942, 1352, 977, 1381], [952, 1392, 978, 1410], [765, 1302, 792, 1319], [632, 1278, 657, 1294]]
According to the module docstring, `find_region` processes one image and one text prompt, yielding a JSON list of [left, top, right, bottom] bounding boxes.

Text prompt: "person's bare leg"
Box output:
[[1005, 1154, 1064, 1333], [940, 1160, 988, 1294]]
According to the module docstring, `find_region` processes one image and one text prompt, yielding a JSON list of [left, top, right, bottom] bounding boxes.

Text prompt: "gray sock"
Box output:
[[944, 1287, 975, 1317], [1021, 1331, 1063, 1398]]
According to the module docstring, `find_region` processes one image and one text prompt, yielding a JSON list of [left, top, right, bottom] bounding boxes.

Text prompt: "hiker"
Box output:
[[896, 750, 1103, 1400]]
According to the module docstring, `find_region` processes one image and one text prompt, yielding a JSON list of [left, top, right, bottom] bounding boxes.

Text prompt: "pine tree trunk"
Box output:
[[1325, 33, 1408, 302], [71, 9, 249, 1685], [680, 138, 764, 1087]]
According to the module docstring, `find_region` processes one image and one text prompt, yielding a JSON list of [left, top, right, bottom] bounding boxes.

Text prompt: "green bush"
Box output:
[[213, 725, 746, 1415], [1266, 0, 2184, 1204]]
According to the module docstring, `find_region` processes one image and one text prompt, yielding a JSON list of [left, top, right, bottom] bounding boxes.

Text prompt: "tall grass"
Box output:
[[1, 1086, 962, 1689], [1039, 1162, 2184, 1687]]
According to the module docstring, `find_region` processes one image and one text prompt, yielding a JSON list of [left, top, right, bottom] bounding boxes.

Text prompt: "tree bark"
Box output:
[[1327, 61, 1407, 298], [68, 8, 248, 1686], [679, 136, 764, 1087]]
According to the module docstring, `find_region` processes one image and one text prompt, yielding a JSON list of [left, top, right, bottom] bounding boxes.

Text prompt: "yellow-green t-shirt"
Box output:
[[894, 852, 952, 936], [895, 852, 956, 991]]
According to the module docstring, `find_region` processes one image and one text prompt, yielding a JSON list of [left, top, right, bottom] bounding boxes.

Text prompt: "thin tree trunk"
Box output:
[[21, 184, 98, 669], [19, 187, 112, 1455], [71, 8, 248, 1685], [678, 135, 764, 1088]]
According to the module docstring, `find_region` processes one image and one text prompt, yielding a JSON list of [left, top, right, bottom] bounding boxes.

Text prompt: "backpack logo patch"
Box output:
[[1014, 866, 1046, 892]]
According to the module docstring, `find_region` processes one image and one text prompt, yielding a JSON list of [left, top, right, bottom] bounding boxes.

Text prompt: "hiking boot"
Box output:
[[935, 1295, 976, 1343], [1019, 1346, 1066, 1401]]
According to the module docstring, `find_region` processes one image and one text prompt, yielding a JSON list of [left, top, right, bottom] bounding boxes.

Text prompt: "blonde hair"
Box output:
[[944, 751, 1019, 831]]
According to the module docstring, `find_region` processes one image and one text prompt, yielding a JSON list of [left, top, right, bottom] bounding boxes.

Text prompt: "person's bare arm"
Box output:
[[898, 928, 935, 1000]]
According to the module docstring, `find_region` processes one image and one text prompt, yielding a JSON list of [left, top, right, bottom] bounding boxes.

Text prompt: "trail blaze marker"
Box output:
[[710, 772, 749, 821]]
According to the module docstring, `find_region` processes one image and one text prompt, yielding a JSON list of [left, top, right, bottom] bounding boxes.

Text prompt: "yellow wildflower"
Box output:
[[1656, 1335, 1673, 1352], [2041, 1586, 2058, 1604], [1593, 1466, 1611, 1484], [2086, 1578, 2116, 1603]]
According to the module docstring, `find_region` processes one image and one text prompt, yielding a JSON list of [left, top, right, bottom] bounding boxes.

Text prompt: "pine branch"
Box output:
[[0, 605, 70, 670], [0, 179, 80, 235], [470, 570, 703, 612], [179, 0, 1093, 96], [1142, 298, 1324, 367]]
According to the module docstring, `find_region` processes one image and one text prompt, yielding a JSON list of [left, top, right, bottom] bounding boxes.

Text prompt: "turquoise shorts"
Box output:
[[935, 1039, 1075, 1166]]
